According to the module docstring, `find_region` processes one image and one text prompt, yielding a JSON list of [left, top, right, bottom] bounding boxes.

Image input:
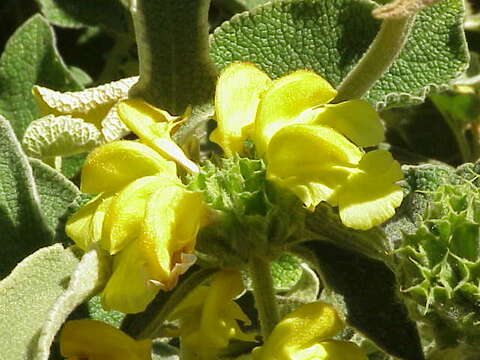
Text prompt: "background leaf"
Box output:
[[0, 14, 82, 138], [210, 0, 468, 109], [301, 240, 424, 360], [30, 158, 81, 243], [35, 247, 111, 360], [0, 244, 80, 360], [34, 0, 132, 36], [0, 116, 52, 278]]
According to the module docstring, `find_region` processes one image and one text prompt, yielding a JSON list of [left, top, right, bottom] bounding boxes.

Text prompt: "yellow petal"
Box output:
[[338, 149, 404, 230], [313, 100, 384, 147], [118, 99, 198, 173], [201, 271, 253, 347], [253, 302, 344, 360], [289, 340, 367, 360], [266, 124, 362, 209], [60, 319, 151, 360], [169, 271, 253, 359], [101, 175, 179, 254], [211, 62, 272, 157], [140, 185, 205, 290], [101, 241, 160, 314], [254, 71, 337, 156], [65, 194, 114, 250], [318, 340, 368, 360], [80, 140, 177, 194]]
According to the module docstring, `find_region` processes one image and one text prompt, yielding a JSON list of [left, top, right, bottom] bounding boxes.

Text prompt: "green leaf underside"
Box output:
[[271, 254, 303, 290], [0, 244, 80, 360], [0, 116, 52, 278], [35, 248, 111, 360], [210, 0, 468, 109], [0, 15, 82, 138], [302, 240, 424, 360], [34, 0, 131, 35], [86, 295, 125, 328]]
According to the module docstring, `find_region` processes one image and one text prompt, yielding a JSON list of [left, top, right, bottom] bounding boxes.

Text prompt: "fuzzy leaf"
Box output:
[[236, 0, 270, 9], [23, 115, 102, 158], [0, 116, 52, 278], [276, 263, 320, 317], [271, 254, 303, 291], [0, 15, 82, 138], [0, 244, 80, 360], [35, 247, 111, 360], [30, 158, 81, 243], [210, 0, 468, 109], [86, 295, 125, 328], [34, 0, 132, 35], [302, 240, 424, 360]]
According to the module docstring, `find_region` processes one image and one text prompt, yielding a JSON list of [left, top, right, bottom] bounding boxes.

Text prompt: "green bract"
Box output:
[[189, 156, 304, 266], [390, 163, 480, 358]]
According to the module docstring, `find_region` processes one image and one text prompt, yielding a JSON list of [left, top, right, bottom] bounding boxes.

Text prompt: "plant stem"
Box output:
[[249, 257, 280, 339], [333, 16, 415, 103], [129, 0, 217, 115]]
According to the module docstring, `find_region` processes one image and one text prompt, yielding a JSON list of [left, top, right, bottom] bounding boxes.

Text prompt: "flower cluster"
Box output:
[[66, 100, 206, 313], [61, 62, 402, 359], [211, 63, 403, 230], [253, 301, 366, 360], [168, 270, 253, 359]]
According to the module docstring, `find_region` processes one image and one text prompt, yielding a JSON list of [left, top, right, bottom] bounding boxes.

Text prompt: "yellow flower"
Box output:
[[66, 101, 207, 313], [118, 99, 199, 173], [169, 270, 254, 359], [60, 319, 152, 360], [211, 62, 403, 230], [252, 302, 367, 360]]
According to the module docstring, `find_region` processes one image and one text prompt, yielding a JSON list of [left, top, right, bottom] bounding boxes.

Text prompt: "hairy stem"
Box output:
[[333, 16, 415, 103], [249, 257, 280, 339], [129, 0, 217, 115]]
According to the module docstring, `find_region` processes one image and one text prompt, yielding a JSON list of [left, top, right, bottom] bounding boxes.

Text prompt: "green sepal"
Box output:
[[389, 162, 480, 354], [188, 156, 305, 267]]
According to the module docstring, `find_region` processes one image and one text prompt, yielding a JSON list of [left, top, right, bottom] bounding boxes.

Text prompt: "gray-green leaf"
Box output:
[[35, 247, 111, 360], [23, 115, 102, 158], [0, 116, 52, 278], [34, 0, 132, 35], [30, 158, 81, 243], [0, 244, 80, 360], [210, 0, 468, 109], [0, 15, 82, 138]]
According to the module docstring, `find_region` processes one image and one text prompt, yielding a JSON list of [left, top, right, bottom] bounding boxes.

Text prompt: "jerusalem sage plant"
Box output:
[[0, 0, 477, 359]]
